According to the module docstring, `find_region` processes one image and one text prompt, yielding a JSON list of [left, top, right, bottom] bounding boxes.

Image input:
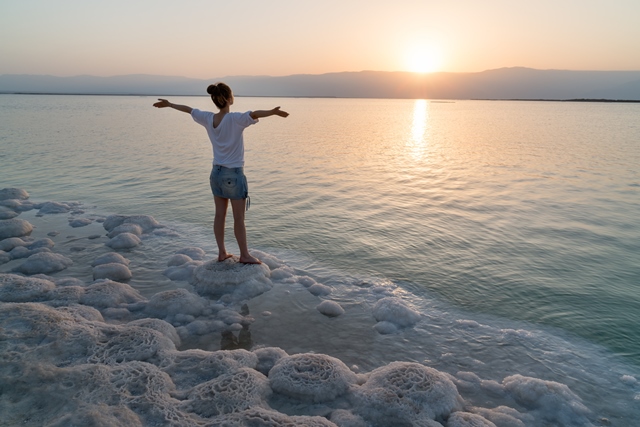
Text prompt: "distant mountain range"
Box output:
[[1, 68, 640, 100]]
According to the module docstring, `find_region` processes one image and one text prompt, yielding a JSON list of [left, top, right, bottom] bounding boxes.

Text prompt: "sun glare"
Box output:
[[405, 45, 443, 73]]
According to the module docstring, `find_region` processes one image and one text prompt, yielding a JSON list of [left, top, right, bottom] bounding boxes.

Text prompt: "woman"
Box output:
[[153, 83, 288, 264]]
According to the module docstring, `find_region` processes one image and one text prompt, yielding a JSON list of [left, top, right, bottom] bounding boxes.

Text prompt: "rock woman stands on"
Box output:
[[153, 83, 288, 264]]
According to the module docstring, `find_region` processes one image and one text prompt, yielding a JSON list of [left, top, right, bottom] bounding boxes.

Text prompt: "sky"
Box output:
[[1, 0, 639, 78]]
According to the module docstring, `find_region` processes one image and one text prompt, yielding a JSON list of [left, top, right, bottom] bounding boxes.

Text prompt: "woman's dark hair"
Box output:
[[206, 83, 233, 109]]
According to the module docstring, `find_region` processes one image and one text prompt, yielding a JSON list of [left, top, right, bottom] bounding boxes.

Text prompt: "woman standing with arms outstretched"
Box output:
[[154, 83, 288, 264]]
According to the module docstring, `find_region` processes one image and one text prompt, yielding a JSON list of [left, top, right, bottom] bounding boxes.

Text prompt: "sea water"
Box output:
[[1, 94, 640, 425]]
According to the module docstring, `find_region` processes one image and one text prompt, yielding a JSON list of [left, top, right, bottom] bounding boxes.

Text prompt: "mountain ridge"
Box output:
[[2, 68, 640, 100]]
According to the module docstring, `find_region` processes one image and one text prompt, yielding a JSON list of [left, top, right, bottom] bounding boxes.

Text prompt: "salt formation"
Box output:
[[80, 280, 146, 308], [0, 218, 33, 239], [0, 206, 19, 220], [0, 274, 55, 302], [254, 346, 288, 375], [0, 187, 29, 201], [108, 223, 143, 238], [38, 201, 81, 214], [176, 246, 206, 260], [372, 296, 422, 331], [317, 300, 345, 317], [269, 353, 358, 402], [167, 253, 193, 266], [191, 257, 272, 301], [351, 362, 462, 425], [13, 252, 73, 274], [145, 288, 207, 320], [447, 412, 497, 427], [69, 218, 93, 227], [93, 262, 133, 281], [106, 232, 142, 249], [92, 252, 130, 266]]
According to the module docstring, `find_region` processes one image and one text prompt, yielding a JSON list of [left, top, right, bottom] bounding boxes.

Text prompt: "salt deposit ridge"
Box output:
[[1, 188, 639, 426]]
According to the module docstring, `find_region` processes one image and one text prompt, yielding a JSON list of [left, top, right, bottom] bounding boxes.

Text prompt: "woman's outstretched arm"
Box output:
[[250, 107, 289, 120], [153, 99, 193, 114]]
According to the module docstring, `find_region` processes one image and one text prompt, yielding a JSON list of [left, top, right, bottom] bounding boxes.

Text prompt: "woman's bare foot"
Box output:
[[239, 254, 261, 264], [218, 253, 234, 262]]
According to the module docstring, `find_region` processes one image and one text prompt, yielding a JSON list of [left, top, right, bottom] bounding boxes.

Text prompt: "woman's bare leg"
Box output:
[[214, 196, 233, 261], [230, 198, 261, 264]]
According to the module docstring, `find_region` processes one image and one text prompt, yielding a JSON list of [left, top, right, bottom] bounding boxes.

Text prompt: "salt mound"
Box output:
[[167, 253, 192, 266], [0, 206, 19, 220], [184, 367, 271, 417], [80, 280, 146, 308], [92, 252, 130, 266], [13, 252, 73, 274], [103, 214, 127, 232], [28, 238, 55, 250], [0, 188, 29, 200], [191, 257, 272, 301], [0, 218, 33, 239], [372, 296, 421, 328], [254, 347, 289, 375], [69, 218, 93, 228], [158, 349, 257, 389], [145, 288, 206, 319], [317, 300, 345, 317], [93, 262, 132, 281], [352, 362, 461, 424], [106, 232, 141, 250], [502, 374, 591, 425], [163, 261, 201, 282], [0, 237, 28, 252], [0, 250, 10, 264], [447, 412, 496, 427], [176, 246, 206, 260], [107, 223, 143, 238], [0, 273, 55, 302], [269, 353, 358, 403], [128, 318, 181, 347], [103, 214, 160, 233], [38, 201, 72, 214]]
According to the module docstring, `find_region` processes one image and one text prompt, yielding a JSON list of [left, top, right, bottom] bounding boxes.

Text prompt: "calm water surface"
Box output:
[[1, 94, 639, 364]]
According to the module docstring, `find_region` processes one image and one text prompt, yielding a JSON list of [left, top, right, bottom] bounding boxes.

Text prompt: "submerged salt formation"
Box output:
[[191, 257, 272, 301]]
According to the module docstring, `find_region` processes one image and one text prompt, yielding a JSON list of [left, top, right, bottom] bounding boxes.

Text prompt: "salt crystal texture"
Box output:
[[13, 252, 73, 275], [269, 353, 358, 403]]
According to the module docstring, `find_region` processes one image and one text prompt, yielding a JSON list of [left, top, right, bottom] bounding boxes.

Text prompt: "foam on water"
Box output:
[[1, 188, 639, 426]]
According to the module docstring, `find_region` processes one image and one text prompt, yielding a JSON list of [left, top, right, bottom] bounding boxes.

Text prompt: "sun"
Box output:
[[405, 45, 443, 73]]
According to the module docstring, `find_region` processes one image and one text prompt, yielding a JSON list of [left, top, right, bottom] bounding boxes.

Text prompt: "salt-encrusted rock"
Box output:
[[254, 347, 289, 376], [128, 318, 181, 347], [0, 237, 28, 252], [163, 261, 200, 282], [0, 206, 19, 220], [38, 201, 71, 214], [93, 263, 132, 281], [185, 367, 272, 418], [0, 250, 10, 264], [122, 215, 160, 232], [107, 223, 143, 238], [352, 362, 461, 425], [103, 214, 127, 232], [191, 257, 272, 301], [0, 218, 33, 239], [502, 374, 591, 425], [28, 238, 55, 250], [145, 288, 207, 319], [0, 274, 56, 302], [69, 218, 93, 228], [13, 252, 73, 275], [372, 297, 421, 328], [176, 247, 206, 260], [92, 252, 130, 267], [106, 232, 141, 250], [80, 280, 146, 308], [308, 283, 332, 296], [167, 253, 192, 267], [269, 353, 358, 403], [0, 188, 29, 201], [316, 300, 345, 317]]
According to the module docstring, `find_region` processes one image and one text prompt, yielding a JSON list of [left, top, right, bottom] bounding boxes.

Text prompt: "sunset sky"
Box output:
[[1, 0, 639, 78]]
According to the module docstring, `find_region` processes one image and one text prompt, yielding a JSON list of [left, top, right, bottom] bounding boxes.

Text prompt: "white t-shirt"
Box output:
[[191, 109, 258, 168]]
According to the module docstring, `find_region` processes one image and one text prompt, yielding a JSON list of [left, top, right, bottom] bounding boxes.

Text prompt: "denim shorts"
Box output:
[[209, 165, 249, 200]]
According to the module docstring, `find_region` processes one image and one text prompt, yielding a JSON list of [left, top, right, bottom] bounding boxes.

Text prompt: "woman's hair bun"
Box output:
[[206, 84, 219, 95]]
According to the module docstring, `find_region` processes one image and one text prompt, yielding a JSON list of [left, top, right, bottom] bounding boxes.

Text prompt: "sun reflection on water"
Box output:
[[409, 99, 429, 161]]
